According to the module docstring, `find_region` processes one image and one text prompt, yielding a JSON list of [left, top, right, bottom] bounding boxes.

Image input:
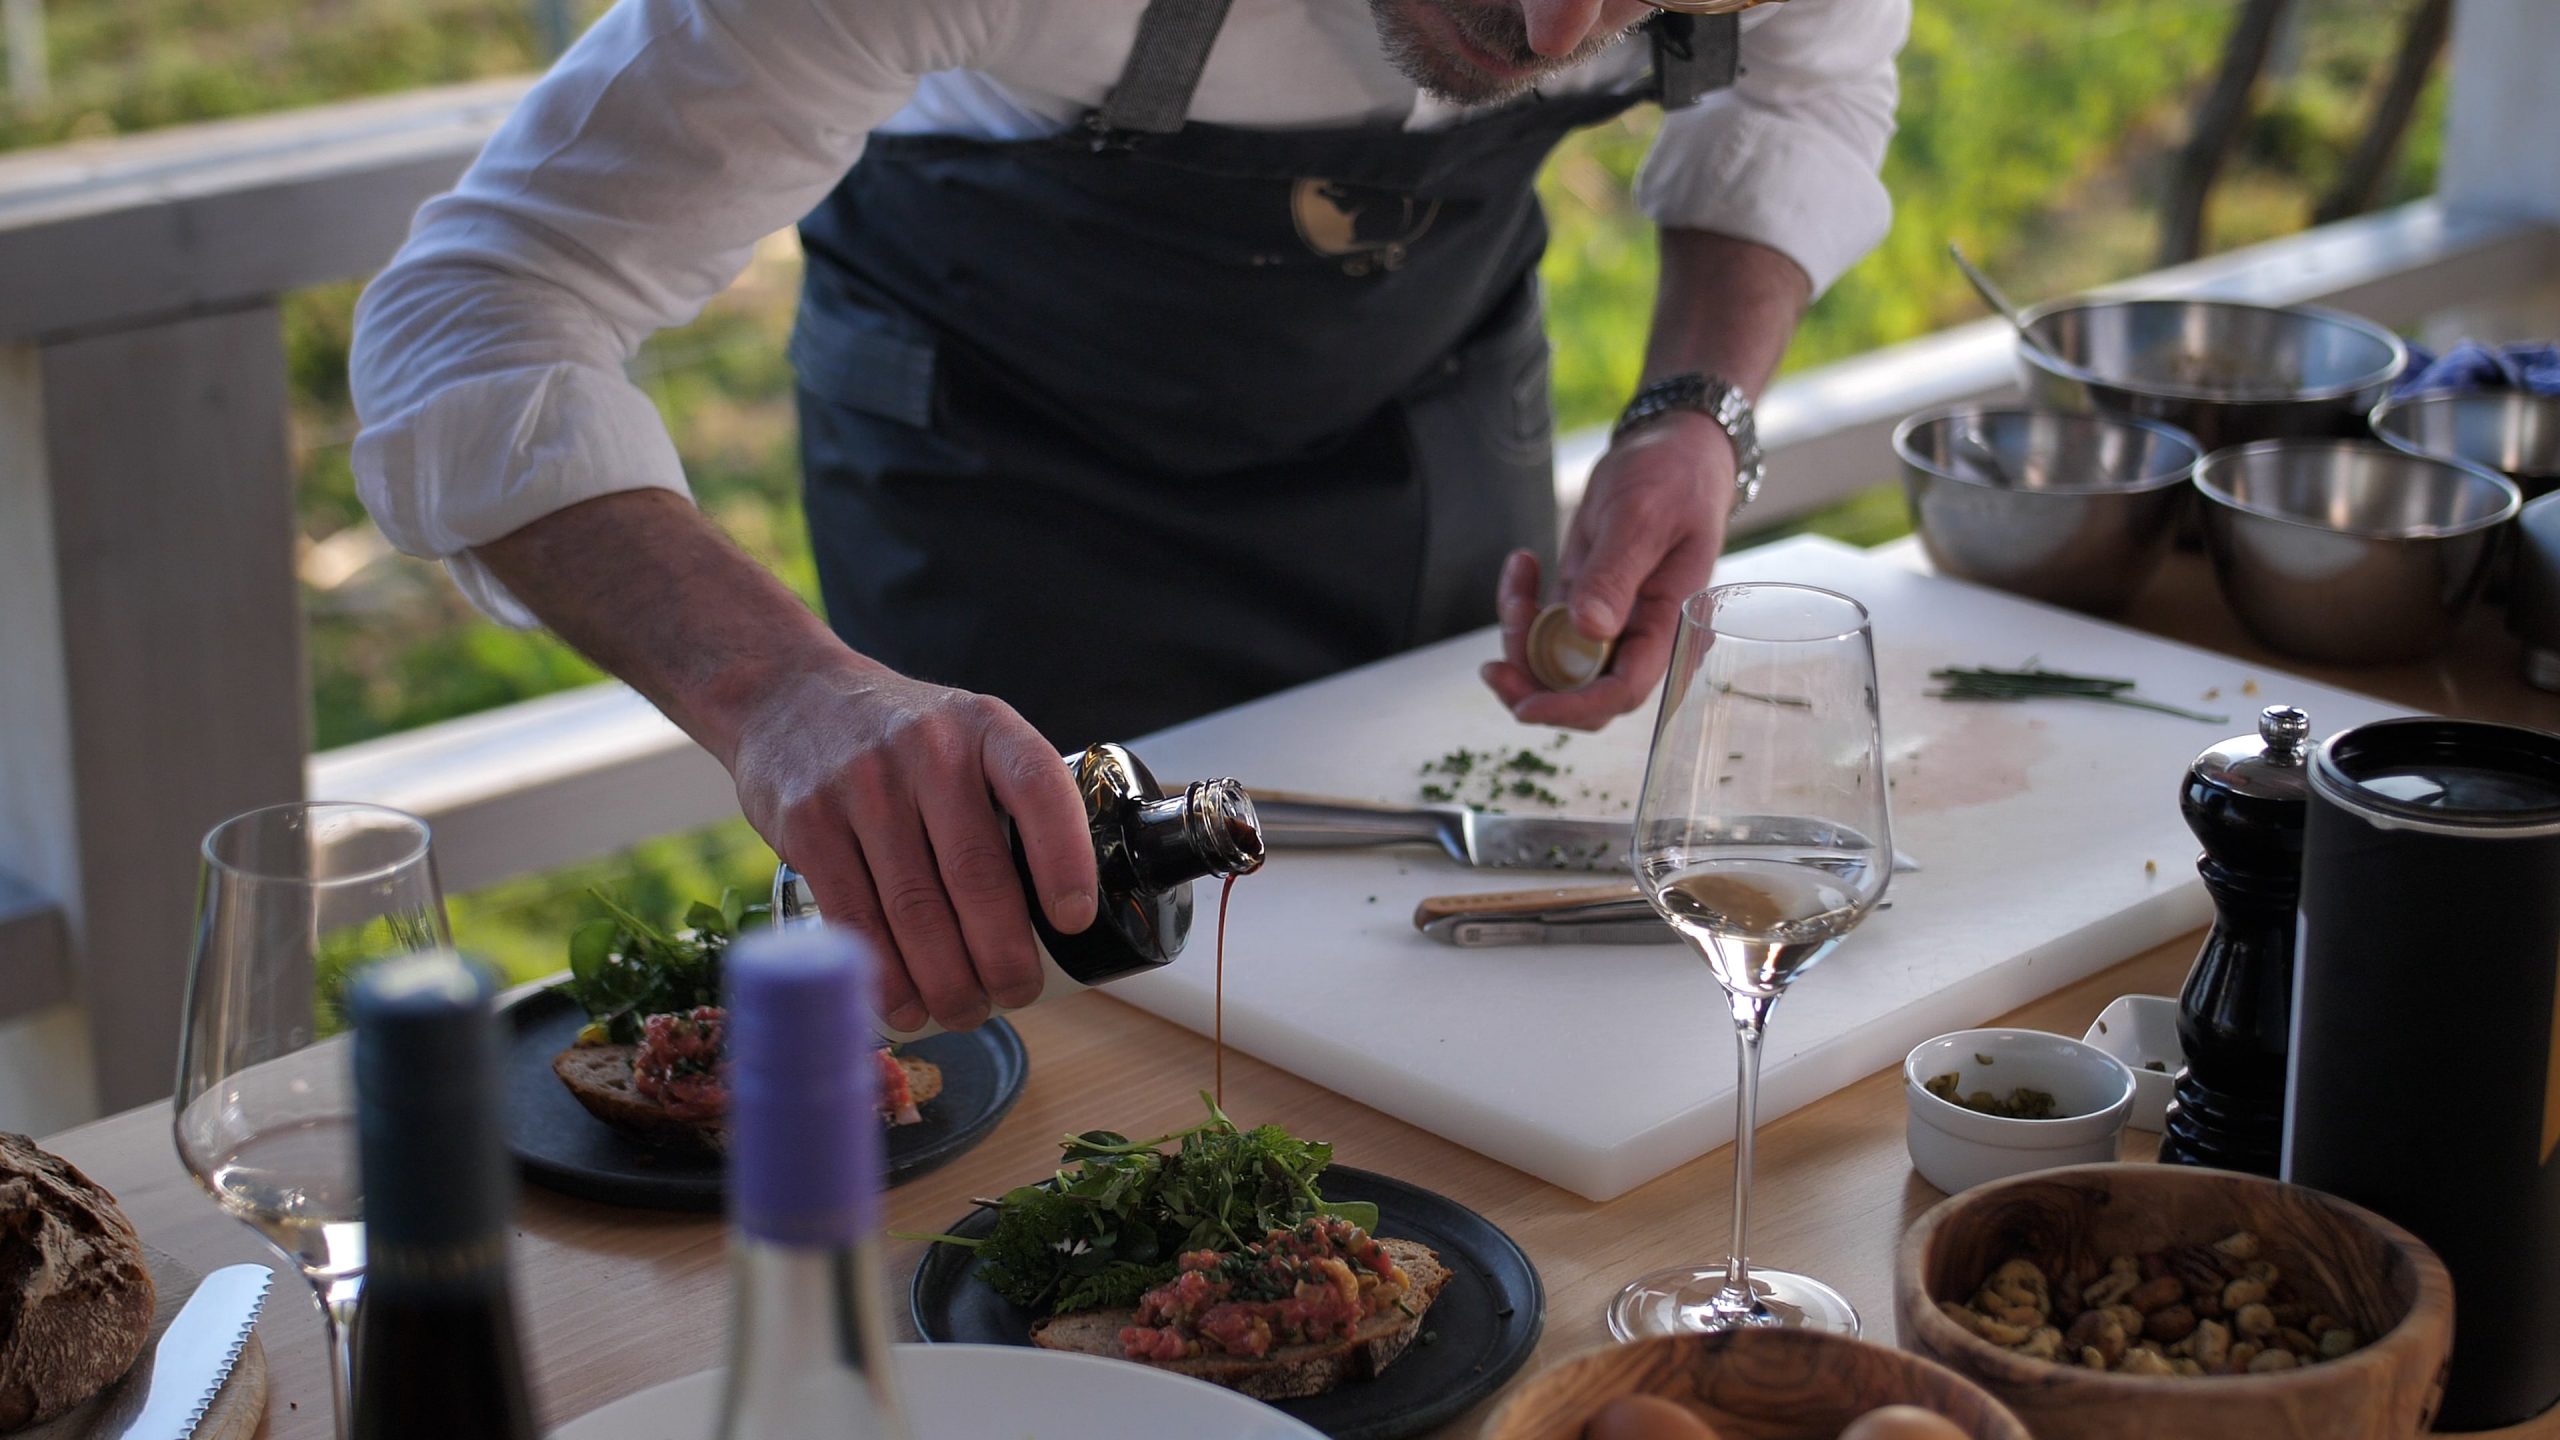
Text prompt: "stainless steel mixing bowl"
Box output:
[[1895, 406, 2203, 614], [2017, 298, 2408, 451], [2370, 389, 2560, 500], [2194, 440, 2521, 664]]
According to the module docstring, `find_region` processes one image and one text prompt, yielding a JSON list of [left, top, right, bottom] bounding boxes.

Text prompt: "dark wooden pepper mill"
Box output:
[[2158, 704, 2312, 1176]]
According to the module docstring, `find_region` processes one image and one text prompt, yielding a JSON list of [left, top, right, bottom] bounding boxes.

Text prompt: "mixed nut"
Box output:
[[1942, 1230, 2367, 1377]]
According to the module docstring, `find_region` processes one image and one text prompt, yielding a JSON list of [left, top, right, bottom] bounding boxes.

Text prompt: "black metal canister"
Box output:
[[2287, 717, 2560, 1430]]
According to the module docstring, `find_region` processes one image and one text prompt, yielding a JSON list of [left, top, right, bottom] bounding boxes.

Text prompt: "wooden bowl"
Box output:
[[1482, 1329, 2033, 1440], [1896, 1163, 2454, 1440]]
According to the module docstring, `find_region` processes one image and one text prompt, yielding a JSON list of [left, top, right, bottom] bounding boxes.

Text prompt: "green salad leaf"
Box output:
[[561, 887, 769, 1044], [915, 1094, 1378, 1314]]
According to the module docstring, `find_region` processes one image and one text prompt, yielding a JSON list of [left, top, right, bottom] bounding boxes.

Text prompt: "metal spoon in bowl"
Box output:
[[1952, 422, 2019, 487], [1949, 242, 2078, 379]]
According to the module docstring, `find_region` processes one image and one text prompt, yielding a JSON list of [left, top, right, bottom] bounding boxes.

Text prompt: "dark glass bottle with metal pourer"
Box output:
[[775, 743, 1263, 1013], [2158, 705, 2312, 1176]]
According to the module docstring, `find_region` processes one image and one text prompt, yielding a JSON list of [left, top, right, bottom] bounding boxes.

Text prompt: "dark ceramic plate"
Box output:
[[910, 1166, 1544, 1440], [501, 984, 1028, 1211]]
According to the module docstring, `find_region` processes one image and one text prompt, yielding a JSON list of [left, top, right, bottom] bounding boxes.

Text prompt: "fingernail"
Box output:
[[1572, 600, 1614, 638], [1053, 889, 1097, 930], [886, 1004, 926, 1032]]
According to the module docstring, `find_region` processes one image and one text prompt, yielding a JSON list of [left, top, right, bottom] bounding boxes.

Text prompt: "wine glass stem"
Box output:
[[317, 1273, 363, 1440], [1719, 990, 1776, 1309]]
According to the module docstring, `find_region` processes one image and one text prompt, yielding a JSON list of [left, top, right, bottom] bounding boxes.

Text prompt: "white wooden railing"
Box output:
[[5, 3, 2558, 1123]]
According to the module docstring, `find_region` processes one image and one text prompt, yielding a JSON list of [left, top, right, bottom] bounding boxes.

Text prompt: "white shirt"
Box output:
[[350, 0, 1909, 623]]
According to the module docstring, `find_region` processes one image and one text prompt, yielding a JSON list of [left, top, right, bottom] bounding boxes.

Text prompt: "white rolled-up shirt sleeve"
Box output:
[[351, 0, 1016, 623], [1634, 0, 1907, 297]]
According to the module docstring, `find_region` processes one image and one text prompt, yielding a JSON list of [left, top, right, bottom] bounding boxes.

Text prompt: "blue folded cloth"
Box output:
[[2393, 340, 2560, 397]]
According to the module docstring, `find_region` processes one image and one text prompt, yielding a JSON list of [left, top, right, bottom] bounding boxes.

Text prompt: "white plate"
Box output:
[[547, 1343, 1328, 1440]]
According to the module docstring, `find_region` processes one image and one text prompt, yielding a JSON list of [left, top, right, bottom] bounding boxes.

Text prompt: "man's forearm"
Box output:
[[469, 489, 855, 770], [1641, 229, 1815, 398]]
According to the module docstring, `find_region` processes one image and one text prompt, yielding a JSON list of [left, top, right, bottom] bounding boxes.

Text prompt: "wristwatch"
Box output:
[[1611, 371, 1765, 520]]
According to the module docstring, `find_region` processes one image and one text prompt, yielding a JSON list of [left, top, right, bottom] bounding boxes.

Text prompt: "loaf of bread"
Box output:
[[0, 1134, 154, 1432]]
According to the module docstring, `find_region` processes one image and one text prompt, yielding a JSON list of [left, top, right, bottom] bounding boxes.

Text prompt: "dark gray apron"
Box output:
[[793, 2, 1733, 742]]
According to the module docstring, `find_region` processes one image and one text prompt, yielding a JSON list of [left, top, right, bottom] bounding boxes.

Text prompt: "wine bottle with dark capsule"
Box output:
[[348, 951, 539, 1440], [711, 926, 912, 1440]]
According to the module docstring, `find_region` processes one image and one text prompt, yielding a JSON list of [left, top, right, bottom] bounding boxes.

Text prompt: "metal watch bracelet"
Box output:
[[1610, 371, 1765, 520]]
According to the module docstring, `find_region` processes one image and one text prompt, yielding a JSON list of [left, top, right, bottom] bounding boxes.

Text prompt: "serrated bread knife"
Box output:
[[97, 1263, 271, 1440]]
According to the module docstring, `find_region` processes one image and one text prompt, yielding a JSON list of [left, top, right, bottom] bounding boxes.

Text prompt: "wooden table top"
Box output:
[[41, 548, 2560, 1439]]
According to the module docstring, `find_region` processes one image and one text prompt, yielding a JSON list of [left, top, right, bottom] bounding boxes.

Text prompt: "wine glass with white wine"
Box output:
[[174, 802, 452, 1440], [1609, 582, 1893, 1340]]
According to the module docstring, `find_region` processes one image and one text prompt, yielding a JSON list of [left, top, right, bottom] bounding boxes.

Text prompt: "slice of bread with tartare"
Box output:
[[553, 1010, 940, 1157], [1028, 1220, 1449, 1401], [552, 890, 938, 1154]]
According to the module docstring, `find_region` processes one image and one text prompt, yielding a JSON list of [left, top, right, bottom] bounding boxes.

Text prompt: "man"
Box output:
[[350, 0, 1905, 1032]]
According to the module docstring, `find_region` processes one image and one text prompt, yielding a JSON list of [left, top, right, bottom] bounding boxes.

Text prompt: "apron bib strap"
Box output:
[[1652, 12, 1740, 111], [1095, 0, 1235, 140]]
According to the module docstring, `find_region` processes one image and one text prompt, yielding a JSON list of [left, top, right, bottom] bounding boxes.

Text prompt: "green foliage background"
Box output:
[[0, 0, 2448, 979]]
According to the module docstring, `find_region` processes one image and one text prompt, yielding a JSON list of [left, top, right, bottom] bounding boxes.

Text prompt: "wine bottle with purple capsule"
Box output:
[[711, 926, 913, 1440]]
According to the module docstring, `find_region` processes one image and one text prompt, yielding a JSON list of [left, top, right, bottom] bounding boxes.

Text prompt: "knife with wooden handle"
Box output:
[[1411, 881, 1669, 946]]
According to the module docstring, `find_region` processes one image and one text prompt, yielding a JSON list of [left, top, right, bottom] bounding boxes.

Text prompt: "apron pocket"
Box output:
[[788, 293, 938, 429]]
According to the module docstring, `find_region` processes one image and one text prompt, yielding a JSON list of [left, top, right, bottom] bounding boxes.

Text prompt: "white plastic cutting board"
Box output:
[[1115, 537, 2409, 1201]]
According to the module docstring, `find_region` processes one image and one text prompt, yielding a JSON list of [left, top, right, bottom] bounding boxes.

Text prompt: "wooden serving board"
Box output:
[[26, 1246, 267, 1440], [1115, 536, 2414, 1201]]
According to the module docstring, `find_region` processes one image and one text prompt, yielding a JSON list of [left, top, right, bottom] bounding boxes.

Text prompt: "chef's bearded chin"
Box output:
[[1370, 0, 1642, 105]]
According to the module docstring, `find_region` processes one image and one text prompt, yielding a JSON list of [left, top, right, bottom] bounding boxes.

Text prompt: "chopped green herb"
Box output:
[[1929, 664, 2229, 724], [1925, 1072, 2063, 1119], [1712, 681, 1815, 709]]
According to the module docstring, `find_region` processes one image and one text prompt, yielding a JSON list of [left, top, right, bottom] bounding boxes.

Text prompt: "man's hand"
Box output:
[[469, 489, 1100, 1031], [728, 660, 1100, 1033], [1481, 409, 1734, 728], [1480, 228, 1811, 730]]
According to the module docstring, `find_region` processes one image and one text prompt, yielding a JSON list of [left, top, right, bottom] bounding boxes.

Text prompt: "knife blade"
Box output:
[[1414, 880, 1898, 946], [96, 1263, 271, 1440], [1251, 792, 1643, 872], [1254, 792, 1919, 875]]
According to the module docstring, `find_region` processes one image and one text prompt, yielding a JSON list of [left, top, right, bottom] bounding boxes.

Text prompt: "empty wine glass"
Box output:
[[173, 802, 452, 1440], [1608, 583, 1893, 1340]]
